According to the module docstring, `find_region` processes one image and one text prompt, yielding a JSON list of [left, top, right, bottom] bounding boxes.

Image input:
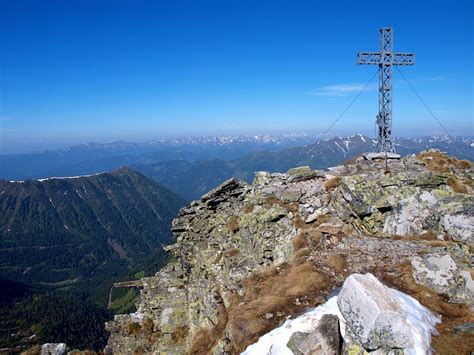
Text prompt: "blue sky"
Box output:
[[0, 0, 472, 153]]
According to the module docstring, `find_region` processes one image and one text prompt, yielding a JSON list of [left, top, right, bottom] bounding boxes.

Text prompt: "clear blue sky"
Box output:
[[0, 0, 472, 153]]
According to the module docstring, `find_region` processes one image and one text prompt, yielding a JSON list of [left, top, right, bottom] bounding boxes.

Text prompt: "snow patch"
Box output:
[[242, 296, 344, 355], [242, 287, 439, 355]]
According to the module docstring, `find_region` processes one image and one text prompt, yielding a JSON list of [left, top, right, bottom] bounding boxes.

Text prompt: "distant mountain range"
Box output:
[[0, 168, 185, 302], [136, 135, 474, 200], [0, 134, 316, 180], [1, 133, 472, 181]]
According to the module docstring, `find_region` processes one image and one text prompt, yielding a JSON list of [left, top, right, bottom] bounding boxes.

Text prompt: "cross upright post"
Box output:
[[357, 27, 415, 153]]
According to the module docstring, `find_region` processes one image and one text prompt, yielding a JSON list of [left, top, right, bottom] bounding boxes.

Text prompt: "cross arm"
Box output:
[[357, 52, 381, 65], [393, 52, 415, 65]]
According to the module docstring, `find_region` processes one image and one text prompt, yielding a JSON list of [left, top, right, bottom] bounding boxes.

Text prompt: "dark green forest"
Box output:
[[0, 168, 185, 352]]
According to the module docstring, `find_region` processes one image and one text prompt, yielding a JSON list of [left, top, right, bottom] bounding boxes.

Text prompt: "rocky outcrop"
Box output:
[[105, 150, 473, 354]]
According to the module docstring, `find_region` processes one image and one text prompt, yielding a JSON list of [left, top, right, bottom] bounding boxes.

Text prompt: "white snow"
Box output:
[[391, 289, 440, 355], [242, 296, 345, 355], [37, 172, 103, 182], [7, 173, 104, 183], [342, 140, 350, 150], [242, 288, 439, 355]]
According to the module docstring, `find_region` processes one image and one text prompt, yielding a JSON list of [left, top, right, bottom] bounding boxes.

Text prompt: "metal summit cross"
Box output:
[[357, 27, 415, 154]]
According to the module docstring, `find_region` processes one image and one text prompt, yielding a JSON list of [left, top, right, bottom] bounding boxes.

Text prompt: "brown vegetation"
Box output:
[[417, 151, 473, 173], [447, 175, 469, 194], [187, 259, 331, 354], [265, 197, 298, 213], [126, 322, 143, 335], [227, 215, 240, 233], [244, 203, 255, 213], [323, 177, 341, 191], [226, 262, 329, 352]]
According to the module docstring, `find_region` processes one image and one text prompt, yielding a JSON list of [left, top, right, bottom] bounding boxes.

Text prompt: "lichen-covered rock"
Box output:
[[337, 273, 412, 350], [286, 314, 340, 355], [411, 252, 473, 304]]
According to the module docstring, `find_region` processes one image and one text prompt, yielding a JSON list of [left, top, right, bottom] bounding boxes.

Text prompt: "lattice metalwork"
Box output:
[[357, 28, 415, 153]]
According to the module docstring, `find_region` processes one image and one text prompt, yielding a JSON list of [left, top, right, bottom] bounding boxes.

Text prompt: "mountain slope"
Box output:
[[0, 168, 186, 301]]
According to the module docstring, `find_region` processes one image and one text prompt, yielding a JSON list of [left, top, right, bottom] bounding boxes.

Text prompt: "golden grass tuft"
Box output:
[[448, 175, 469, 194], [418, 151, 473, 173], [323, 177, 341, 191], [227, 215, 240, 233]]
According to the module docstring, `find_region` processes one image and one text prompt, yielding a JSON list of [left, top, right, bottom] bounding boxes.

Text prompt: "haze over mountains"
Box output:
[[1, 134, 472, 182], [2, 134, 470, 201]]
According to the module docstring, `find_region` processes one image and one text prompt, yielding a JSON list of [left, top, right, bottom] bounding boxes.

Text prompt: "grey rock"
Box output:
[[276, 189, 303, 202], [411, 253, 473, 303], [40, 343, 67, 355], [442, 214, 473, 245], [453, 322, 474, 334], [201, 178, 248, 208], [286, 314, 340, 355], [337, 273, 412, 350]]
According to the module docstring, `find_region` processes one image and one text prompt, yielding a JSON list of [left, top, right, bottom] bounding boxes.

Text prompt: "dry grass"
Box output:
[[380, 263, 474, 355], [244, 204, 255, 214], [227, 215, 240, 233], [323, 177, 341, 191], [126, 322, 143, 335], [188, 304, 228, 355], [226, 262, 330, 352], [448, 175, 469, 194], [418, 151, 473, 174], [265, 197, 298, 213], [170, 326, 189, 344], [322, 253, 347, 273], [21, 346, 41, 355], [188, 261, 331, 354]]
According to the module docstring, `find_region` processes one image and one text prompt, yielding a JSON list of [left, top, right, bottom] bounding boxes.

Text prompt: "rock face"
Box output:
[[105, 150, 473, 354], [337, 273, 412, 350]]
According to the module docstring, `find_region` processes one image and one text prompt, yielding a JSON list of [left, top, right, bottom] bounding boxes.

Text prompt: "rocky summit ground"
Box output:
[[105, 150, 473, 355]]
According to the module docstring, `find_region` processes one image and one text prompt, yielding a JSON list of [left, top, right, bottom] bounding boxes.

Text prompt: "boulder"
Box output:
[[337, 273, 412, 350], [286, 314, 340, 355], [40, 343, 67, 355]]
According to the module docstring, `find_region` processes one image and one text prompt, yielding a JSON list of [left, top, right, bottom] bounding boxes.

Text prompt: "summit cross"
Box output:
[[357, 27, 415, 153]]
